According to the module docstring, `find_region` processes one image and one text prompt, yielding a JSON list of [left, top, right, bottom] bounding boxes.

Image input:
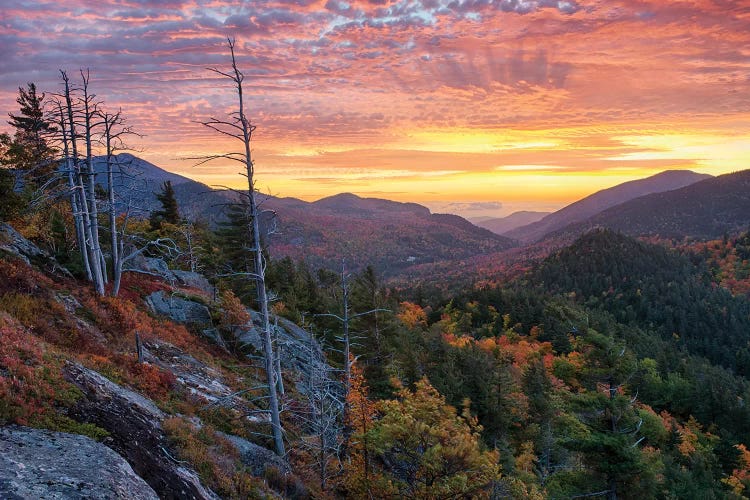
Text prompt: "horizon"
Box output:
[[2, 1, 749, 216], [111, 153, 714, 219]]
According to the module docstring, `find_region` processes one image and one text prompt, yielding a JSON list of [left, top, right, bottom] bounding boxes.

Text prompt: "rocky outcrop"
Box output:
[[125, 254, 214, 294], [236, 313, 334, 399], [221, 432, 290, 477], [0, 425, 159, 499], [0, 222, 71, 277], [172, 269, 213, 294], [143, 340, 242, 407], [146, 290, 212, 326], [62, 362, 219, 500]]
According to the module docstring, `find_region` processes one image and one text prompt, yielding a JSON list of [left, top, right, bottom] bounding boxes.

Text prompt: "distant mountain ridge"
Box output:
[[471, 211, 549, 235], [550, 169, 750, 240], [262, 193, 515, 275], [505, 170, 712, 242], [97, 154, 514, 275]]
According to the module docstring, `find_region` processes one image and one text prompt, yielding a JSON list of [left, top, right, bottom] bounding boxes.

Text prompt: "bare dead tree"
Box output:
[[273, 316, 285, 396], [79, 69, 107, 284], [288, 321, 343, 492], [51, 92, 91, 281], [60, 71, 103, 289], [195, 38, 285, 457], [175, 212, 204, 274], [98, 109, 145, 296]]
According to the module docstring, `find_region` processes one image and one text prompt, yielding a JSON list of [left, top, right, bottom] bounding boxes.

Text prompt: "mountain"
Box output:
[[552, 169, 750, 241], [471, 211, 549, 235], [97, 155, 514, 274], [93, 154, 236, 219], [505, 170, 712, 243], [261, 193, 515, 275]]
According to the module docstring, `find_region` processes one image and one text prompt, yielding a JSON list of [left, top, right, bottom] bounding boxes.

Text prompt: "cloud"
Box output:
[[444, 201, 504, 211], [0, 0, 748, 207]]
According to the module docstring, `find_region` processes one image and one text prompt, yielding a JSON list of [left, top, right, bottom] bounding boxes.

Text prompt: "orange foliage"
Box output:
[[129, 361, 177, 400], [442, 330, 553, 371], [442, 332, 471, 348], [661, 411, 700, 457], [397, 301, 428, 329], [219, 289, 251, 329], [340, 359, 379, 495]]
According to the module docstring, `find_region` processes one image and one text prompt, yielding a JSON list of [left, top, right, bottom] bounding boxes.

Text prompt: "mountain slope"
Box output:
[[93, 154, 236, 219], [551, 170, 750, 240], [263, 193, 515, 275], [505, 170, 712, 242], [97, 155, 514, 274]]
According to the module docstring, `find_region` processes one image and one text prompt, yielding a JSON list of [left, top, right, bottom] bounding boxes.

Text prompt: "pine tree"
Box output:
[[3, 82, 56, 189], [0, 153, 25, 221], [149, 180, 180, 230]]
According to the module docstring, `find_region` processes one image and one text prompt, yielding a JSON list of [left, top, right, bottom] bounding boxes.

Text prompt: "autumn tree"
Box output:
[[363, 377, 501, 499], [338, 360, 379, 496]]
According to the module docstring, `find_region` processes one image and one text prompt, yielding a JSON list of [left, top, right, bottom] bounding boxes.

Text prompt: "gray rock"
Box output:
[[142, 340, 239, 406], [146, 290, 212, 326], [124, 253, 171, 277], [0, 223, 72, 277], [173, 270, 214, 294], [201, 327, 228, 350], [63, 362, 220, 500], [0, 425, 159, 500], [0, 223, 44, 264], [220, 432, 290, 477], [124, 257, 214, 295], [235, 313, 338, 401]]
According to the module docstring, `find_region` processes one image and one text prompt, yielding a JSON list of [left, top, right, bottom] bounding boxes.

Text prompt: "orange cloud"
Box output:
[[1, 0, 749, 215]]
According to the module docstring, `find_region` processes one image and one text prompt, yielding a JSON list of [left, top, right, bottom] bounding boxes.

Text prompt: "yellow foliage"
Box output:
[[397, 301, 428, 329], [363, 377, 501, 499]]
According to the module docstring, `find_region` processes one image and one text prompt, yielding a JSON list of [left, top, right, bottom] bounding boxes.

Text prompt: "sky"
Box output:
[[1, 0, 749, 218]]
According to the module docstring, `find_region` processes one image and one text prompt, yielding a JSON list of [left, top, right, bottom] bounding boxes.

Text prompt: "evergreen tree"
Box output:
[[0, 162, 25, 221], [563, 331, 661, 499], [3, 82, 56, 189], [149, 180, 180, 230]]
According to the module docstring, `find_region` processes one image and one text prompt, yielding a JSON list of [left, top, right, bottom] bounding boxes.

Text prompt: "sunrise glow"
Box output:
[[2, 0, 749, 217]]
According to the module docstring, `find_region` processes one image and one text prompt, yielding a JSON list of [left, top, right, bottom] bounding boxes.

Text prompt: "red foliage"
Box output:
[[0, 314, 82, 426], [0, 257, 55, 295], [129, 360, 177, 400], [115, 272, 171, 303]]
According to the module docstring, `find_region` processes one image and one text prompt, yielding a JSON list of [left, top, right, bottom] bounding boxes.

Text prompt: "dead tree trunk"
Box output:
[[99, 109, 136, 297], [54, 96, 91, 281], [198, 39, 285, 457], [79, 70, 106, 294], [61, 72, 97, 285]]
